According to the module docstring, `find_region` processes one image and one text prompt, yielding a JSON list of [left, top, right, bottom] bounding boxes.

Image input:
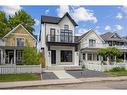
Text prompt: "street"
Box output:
[[13, 80, 127, 89]]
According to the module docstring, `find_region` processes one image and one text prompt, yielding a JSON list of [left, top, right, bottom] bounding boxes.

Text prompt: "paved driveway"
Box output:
[[66, 69, 109, 78], [42, 69, 109, 80]]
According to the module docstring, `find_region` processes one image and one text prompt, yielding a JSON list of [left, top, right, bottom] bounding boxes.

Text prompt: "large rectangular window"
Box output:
[[60, 30, 72, 42], [61, 50, 72, 62], [16, 38, 25, 46]]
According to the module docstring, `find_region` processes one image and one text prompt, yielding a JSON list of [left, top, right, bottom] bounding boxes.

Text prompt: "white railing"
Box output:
[[115, 45, 127, 49], [0, 65, 41, 74], [82, 61, 127, 72], [81, 43, 109, 49]]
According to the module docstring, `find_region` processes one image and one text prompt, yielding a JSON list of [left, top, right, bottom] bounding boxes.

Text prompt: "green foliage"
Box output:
[[0, 10, 35, 38], [100, 61, 106, 65], [23, 46, 41, 65], [81, 65, 85, 70], [8, 10, 35, 33], [97, 47, 122, 64], [109, 67, 126, 72], [116, 58, 124, 63], [0, 11, 11, 37]]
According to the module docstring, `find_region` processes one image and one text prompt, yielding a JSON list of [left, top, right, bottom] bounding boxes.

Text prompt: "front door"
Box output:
[[51, 50, 56, 64]]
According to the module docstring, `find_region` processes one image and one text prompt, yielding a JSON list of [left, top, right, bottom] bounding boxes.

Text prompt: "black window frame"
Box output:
[[61, 50, 72, 62], [64, 25, 69, 30]]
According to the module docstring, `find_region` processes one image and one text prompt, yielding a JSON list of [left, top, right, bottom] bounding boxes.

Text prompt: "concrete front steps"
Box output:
[[45, 66, 82, 71]]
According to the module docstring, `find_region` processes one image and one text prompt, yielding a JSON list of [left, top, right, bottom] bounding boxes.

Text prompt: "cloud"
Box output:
[[71, 7, 97, 23], [57, 5, 97, 23], [115, 25, 123, 30], [105, 25, 111, 31], [57, 5, 69, 17], [45, 9, 49, 14], [75, 28, 89, 36], [116, 13, 123, 19], [1, 6, 22, 15], [34, 19, 40, 26]]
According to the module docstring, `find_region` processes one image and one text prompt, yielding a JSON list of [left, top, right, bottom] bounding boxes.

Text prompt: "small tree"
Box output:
[[23, 46, 41, 65], [97, 47, 122, 64]]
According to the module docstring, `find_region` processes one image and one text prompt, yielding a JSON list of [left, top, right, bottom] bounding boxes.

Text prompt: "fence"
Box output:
[[0, 65, 41, 74], [82, 61, 127, 72]]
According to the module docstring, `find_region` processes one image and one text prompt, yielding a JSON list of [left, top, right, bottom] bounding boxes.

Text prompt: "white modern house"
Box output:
[[40, 12, 79, 67], [40, 12, 127, 68]]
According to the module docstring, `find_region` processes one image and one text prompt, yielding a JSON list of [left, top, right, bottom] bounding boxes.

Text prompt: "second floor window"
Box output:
[[16, 38, 25, 46], [64, 25, 69, 30], [89, 39, 96, 47]]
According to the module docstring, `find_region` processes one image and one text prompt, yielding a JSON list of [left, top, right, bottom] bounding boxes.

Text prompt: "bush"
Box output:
[[23, 46, 41, 65], [81, 65, 85, 70], [101, 61, 107, 65], [116, 58, 124, 63], [109, 67, 126, 72]]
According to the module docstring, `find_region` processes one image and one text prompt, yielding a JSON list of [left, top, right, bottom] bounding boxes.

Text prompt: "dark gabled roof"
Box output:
[[100, 32, 127, 42], [41, 12, 78, 26], [41, 15, 61, 24]]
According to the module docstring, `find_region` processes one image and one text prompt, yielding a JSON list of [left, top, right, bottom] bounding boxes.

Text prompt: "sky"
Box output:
[[0, 5, 127, 37]]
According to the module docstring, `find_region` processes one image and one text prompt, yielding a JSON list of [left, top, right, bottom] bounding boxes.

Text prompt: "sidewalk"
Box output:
[[1, 76, 127, 89]]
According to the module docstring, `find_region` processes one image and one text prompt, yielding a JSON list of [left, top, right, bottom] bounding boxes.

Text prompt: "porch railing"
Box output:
[[80, 43, 109, 49]]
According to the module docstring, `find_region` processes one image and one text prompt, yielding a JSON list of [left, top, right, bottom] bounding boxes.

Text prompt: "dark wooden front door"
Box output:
[[51, 50, 56, 64]]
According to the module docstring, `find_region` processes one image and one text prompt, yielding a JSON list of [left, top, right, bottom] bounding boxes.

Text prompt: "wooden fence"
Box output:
[[0, 65, 41, 74], [82, 61, 127, 72]]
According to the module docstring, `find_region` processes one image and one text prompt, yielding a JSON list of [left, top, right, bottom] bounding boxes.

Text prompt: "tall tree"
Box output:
[[8, 10, 35, 34], [0, 11, 10, 37]]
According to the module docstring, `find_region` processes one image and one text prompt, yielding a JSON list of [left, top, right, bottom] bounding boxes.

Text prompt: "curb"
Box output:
[[1, 76, 127, 89]]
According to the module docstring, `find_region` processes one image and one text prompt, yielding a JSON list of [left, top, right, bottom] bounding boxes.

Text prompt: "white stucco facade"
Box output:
[[41, 13, 79, 67]]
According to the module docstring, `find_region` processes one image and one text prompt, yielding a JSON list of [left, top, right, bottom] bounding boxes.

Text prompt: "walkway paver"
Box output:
[[53, 70, 75, 79]]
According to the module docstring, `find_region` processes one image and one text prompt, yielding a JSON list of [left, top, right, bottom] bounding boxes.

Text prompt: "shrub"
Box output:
[[116, 58, 124, 63], [109, 67, 126, 72], [23, 46, 41, 65], [101, 61, 107, 65], [81, 65, 85, 70]]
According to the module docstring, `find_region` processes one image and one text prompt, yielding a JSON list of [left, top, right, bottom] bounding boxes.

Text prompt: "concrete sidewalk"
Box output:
[[1, 76, 127, 89]]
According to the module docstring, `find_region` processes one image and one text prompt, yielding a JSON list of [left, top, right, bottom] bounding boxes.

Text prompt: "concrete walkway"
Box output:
[[53, 70, 75, 79], [1, 76, 127, 89]]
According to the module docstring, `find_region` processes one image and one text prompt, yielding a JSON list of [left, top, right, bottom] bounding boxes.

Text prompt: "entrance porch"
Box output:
[[0, 48, 23, 65]]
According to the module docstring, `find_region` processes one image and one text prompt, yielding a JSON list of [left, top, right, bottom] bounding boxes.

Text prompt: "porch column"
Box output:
[[85, 52, 88, 61], [107, 57, 109, 65], [99, 56, 101, 61], [114, 56, 117, 64], [14, 49, 16, 64], [92, 53, 94, 61], [0, 49, 3, 64], [124, 52, 126, 63], [3, 50, 5, 64]]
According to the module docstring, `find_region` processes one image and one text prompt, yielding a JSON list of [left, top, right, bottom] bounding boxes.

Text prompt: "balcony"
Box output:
[[81, 43, 109, 49], [47, 35, 76, 43]]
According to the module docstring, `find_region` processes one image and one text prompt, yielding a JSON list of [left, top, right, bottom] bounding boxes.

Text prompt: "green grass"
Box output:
[[0, 73, 41, 82], [106, 71, 127, 76]]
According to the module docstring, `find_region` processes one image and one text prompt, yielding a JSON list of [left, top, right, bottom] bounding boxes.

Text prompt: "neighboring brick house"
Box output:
[[0, 24, 37, 64]]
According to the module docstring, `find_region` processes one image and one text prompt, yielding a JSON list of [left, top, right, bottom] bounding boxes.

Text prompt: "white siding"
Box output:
[[0, 40, 5, 46], [80, 31, 106, 49]]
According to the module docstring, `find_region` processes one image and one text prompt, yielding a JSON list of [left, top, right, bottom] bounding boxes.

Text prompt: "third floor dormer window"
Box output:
[[16, 38, 25, 46], [64, 25, 69, 30]]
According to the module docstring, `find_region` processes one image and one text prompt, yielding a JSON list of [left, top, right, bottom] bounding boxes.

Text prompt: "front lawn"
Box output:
[[0, 73, 41, 82], [106, 71, 127, 76]]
